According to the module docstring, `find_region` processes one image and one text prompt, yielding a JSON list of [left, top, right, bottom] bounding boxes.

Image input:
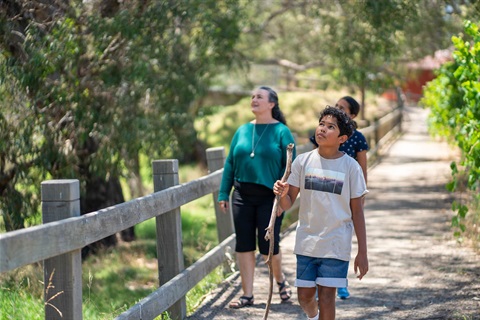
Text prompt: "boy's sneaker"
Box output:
[[337, 287, 350, 299]]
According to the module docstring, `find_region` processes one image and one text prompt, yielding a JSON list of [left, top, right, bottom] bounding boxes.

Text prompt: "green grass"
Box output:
[[0, 272, 43, 320], [185, 267, 226, 314], [0, 264, 44, 320], [0, 289, 43, 320]]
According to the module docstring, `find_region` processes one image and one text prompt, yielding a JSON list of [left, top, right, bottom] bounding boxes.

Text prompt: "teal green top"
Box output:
[[218, 122, 296, 201]]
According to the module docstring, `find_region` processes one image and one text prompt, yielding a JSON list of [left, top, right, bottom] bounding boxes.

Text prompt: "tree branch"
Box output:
[[263, 143, 294, 320]]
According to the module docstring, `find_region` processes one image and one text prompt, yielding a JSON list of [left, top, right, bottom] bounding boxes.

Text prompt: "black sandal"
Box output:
[[229, 295, 254, 309], [277, 280, 292, 301]]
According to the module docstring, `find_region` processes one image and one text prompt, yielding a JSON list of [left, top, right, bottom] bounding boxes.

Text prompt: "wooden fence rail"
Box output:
[[0, 104, 403, 320]]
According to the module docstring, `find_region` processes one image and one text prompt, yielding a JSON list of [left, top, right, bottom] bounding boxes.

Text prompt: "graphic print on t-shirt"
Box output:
[[304, 167, 345, 195]]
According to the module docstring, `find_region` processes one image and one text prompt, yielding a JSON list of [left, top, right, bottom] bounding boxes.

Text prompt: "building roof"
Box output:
[[407, 47, 454, 70]]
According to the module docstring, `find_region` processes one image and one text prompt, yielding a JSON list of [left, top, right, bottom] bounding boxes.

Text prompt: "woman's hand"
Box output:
[[218, 201, 229, 213]]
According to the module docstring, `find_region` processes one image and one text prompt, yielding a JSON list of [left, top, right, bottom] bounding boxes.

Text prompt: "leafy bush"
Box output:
[[421, 20, 480, 238]]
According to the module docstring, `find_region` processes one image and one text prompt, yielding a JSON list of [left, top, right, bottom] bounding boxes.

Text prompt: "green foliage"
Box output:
[[0, 55, 43, 231], [321, 1, 406, 90], [135, 219, 158, 241], [234, 1, 474, 116], [421, 20, 480, 236], [0, 1, 248, 230]]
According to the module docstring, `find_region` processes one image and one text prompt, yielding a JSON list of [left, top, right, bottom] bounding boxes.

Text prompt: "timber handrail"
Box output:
[[0, 170, 223, 273]]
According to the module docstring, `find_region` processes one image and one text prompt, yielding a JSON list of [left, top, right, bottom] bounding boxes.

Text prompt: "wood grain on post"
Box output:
[[152, 160, 186, 320], [206, 147, 234, 242], [206, 147, 236, 275], [41, 179, 82, 320]]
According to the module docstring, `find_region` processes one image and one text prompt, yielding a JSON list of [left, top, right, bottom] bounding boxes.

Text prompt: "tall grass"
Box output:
[[1, 265, 44, 320]]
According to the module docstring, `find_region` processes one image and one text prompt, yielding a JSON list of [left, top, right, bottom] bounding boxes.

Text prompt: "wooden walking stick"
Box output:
[[263, 143, 294, 320]]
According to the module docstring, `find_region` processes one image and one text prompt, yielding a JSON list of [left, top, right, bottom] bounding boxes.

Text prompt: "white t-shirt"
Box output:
[[288, 150, 368, 261]]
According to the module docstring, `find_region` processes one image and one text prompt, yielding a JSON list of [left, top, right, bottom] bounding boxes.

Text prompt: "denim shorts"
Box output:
[[295, 254, 349, 288]]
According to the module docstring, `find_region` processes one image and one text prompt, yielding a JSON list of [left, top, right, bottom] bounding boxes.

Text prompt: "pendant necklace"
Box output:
[[250, 122, 271, 158]]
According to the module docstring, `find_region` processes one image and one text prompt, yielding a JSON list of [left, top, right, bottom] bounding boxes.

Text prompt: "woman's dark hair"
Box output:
[[319, 106, 354, 139], [340, 96, 360, 116], [340, 96, 360, 129], [259, 86, 287, 125]]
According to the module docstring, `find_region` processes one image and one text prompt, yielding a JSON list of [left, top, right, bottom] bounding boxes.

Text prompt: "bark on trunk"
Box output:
[[81, 176, 131, 258]]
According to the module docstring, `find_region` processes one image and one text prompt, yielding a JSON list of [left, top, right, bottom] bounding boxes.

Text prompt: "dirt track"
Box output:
[[187, 105, 480, 320]]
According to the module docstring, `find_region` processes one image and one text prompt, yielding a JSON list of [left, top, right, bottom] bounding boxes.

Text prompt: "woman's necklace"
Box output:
[[250, 123, 271, 158]]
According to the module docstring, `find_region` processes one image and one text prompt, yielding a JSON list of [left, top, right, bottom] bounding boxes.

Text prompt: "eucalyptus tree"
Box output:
[[239, 0, 476, 119], [0, 0, 247, 241], [0, 65, 42, 231], [324, 0, 475, 117], [317, 0, 418, 118]]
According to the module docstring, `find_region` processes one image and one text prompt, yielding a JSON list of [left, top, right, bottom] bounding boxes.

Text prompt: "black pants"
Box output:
[[231, 181, 284, 255]]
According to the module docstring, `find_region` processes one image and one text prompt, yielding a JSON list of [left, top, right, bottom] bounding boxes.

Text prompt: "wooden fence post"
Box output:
[[206, 147, 236, 275], [373, 116, 380, 150], [41, 179, 82, 320], [205, 147, 234, 242], [395, 86, 404, 133], [152, 160, 186, 320]]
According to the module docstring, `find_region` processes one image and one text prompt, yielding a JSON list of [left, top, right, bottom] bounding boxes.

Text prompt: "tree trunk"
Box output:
[[124, 153, 144, 242], [80, 176, 126, 258]]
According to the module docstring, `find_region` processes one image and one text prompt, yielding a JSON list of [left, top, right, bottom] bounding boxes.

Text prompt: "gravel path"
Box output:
[[187, 105, 480, 320]]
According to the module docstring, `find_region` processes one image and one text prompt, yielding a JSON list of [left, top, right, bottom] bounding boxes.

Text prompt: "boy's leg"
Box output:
[[313, 258, 348, 319], [295, 255, 319, 318], [318, 286, 336, 320], [297, 287, 318, 318]]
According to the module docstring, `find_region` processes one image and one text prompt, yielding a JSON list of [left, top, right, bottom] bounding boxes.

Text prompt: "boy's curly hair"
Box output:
[[319, 106, 354, 138]]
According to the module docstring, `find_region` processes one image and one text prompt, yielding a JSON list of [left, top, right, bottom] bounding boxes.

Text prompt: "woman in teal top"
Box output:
[[218, 86, 296, 308]]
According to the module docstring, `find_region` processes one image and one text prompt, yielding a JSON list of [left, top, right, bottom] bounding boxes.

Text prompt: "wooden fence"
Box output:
[[0, 105, 403, 320]]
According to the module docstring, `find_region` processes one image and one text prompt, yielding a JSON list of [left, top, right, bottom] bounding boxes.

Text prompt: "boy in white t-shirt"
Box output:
[[274, 106, 368, 320]]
